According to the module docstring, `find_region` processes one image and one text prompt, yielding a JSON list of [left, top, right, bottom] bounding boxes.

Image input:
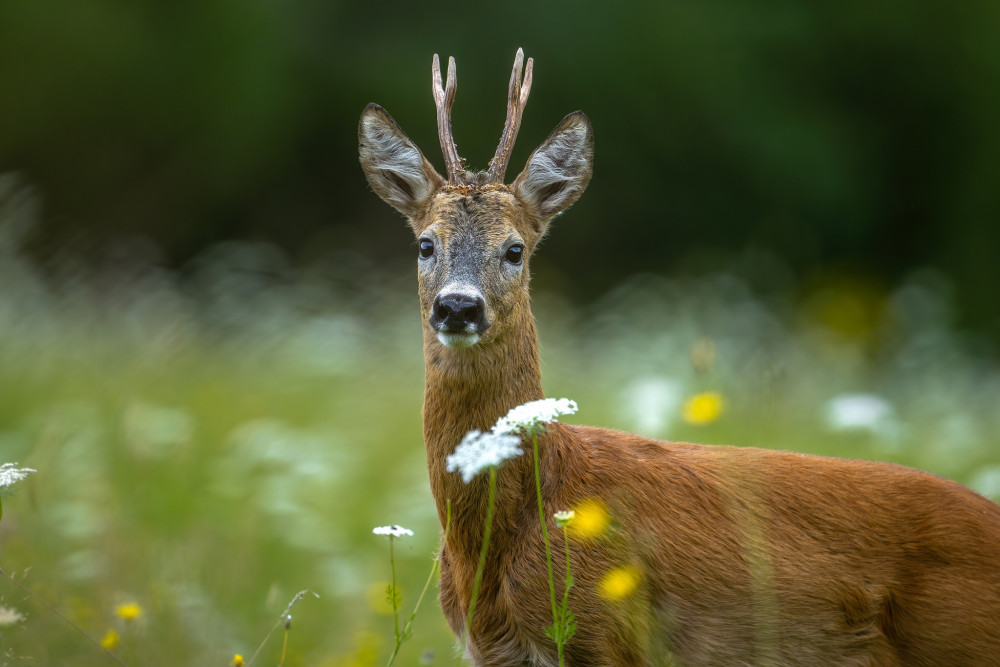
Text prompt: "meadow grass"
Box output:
[[1, 201, 999, 664]]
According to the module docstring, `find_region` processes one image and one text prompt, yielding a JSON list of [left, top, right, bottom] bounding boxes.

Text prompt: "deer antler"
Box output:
[[486, 48, 533, 184], [432, 54, 464, 185]]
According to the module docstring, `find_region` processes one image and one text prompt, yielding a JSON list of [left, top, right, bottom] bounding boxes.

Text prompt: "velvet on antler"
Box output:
[[432, 54, 465, 185], [487, 48, 533, 184]]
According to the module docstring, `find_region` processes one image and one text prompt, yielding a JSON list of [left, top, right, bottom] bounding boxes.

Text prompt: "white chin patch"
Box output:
[[437, 331, 481, 349]]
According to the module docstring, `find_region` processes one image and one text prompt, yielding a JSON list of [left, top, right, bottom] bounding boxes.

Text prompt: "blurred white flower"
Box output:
[[620, 376, 681, 436], [494, 398, 578, 437], [123, 401, 195, 460], [0, 605, 25, 627], [372, 525, 413, 538], [0, 463, 35, 490], [446, 430, 523, 483], [823, 394, 895, 434]]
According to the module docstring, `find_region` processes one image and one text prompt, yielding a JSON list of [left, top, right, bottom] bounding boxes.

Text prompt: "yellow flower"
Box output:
[[566, 498, 610, 540], [682, 392, 724, 425], [354, 630, 381, 666], [232, 655, 245, 667], [100, 629, 120, 651], [116, 602, 143, 622], [598, 565, 640, 601]]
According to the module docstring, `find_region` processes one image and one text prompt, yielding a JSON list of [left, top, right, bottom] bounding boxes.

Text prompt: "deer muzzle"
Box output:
[[430, 290, 488, 348]]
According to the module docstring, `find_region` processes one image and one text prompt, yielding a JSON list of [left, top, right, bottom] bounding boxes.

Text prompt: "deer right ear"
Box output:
[[513, 111, 594, 225], [359, 103, 445, 221]]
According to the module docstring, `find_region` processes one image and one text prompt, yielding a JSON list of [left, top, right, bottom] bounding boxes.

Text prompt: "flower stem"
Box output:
[[387, 503, 452, 667], [563, 528, 572, 604], [532, 433, 560, 664], [465, 467, 497, 636], [390, 535, 401, 641], [278, 620, 290, 667], [247, 590, 318, 666]]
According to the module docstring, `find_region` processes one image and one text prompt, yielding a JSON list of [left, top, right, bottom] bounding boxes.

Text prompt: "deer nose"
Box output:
[[431, 293, 486, 331]]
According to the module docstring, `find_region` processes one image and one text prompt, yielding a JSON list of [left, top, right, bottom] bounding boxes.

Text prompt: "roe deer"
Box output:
[[358, 49, 1000, 666]]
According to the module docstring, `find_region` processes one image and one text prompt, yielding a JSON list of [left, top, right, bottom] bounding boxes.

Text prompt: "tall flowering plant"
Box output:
[[447, 398, 578, 665]]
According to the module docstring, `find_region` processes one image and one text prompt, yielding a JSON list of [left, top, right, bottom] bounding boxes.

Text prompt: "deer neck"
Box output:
[[422, 306, 544, 561]]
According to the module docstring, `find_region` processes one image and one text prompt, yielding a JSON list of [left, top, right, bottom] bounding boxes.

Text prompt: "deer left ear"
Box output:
[[359, 103, 445, 221], [513, 111, 594, 225]]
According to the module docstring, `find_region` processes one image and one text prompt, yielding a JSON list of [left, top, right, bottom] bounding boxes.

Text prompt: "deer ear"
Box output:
[[513, 111, 593, 224], [359, 103, 445, 220]]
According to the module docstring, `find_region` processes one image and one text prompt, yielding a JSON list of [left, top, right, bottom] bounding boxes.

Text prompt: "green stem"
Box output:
[[278, 622, 289, 667], [532, 433, 560, 663], [563, 527, 572, 606], [465, 467, 497, 636], [390, 536, 400, 642], [247, 590, 318, 667], [387, 503, 452, 667]]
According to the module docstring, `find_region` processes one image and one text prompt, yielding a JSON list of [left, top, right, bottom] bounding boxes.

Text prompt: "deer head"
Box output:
[[359, 49, 593, 351]]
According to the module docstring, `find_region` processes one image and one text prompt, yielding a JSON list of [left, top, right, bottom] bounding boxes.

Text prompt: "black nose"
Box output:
[[431, 293, 486, 331]]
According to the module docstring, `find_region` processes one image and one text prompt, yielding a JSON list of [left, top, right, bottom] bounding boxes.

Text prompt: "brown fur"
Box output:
[[358, 55, 1000, 665]]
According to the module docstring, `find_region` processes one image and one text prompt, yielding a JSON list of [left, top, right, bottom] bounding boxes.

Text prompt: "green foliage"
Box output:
[[545, 602, 577, 649], [545, 531, 577, 659], [384, 585, 402, 613]]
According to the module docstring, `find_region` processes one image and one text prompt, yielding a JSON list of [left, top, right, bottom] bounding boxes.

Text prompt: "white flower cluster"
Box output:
[[0, 463, 35, 491], [446, 430, 523, 483], [372, 525, 414, 538], [446, 398, 579, 484], [494, 398, 578, 437]]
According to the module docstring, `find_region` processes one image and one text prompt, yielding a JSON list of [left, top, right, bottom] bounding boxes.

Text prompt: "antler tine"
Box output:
[[432, 54, 464, 185], [486, 48, 534, 184]]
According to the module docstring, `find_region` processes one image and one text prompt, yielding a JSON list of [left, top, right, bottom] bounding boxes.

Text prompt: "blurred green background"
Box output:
[[2, 0, 1000, 335], [1, 0, 999, 664]]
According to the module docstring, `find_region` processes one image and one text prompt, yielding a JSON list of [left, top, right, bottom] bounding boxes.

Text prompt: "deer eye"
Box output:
[[418, 238, 435, 259], [504, 244, 524, 265]]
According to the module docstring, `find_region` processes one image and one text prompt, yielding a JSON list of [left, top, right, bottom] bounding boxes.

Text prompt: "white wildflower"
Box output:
[[372, 525, 414, 538], [446, 430, 523, 483], [0, 463, 35, 491], [553, 510, 575, 528], [493, 398, 578, 437]]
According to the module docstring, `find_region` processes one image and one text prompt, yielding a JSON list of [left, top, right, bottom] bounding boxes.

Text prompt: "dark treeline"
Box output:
[[1, 0, 998, 338]]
